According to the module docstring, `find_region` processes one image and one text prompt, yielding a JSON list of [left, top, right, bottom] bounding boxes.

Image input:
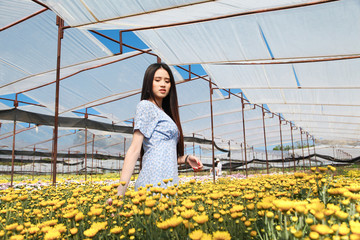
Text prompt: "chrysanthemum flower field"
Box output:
[[0, 167, 360, 240]]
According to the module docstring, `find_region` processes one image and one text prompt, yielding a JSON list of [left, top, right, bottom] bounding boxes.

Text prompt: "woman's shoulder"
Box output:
[[137, 100, 155, 109]]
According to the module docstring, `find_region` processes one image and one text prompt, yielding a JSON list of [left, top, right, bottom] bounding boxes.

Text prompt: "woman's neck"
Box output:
[[150, 98, 163, 110]]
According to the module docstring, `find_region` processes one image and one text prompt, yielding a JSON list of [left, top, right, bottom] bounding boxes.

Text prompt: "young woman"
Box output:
[[117, 63, 203, 196]]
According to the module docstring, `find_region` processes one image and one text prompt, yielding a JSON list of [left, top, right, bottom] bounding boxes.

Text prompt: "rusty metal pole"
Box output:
[[10, 96, 18, 187], [290, 122, 296, 172], [96, 150, 98, 174], [307, 133, 312, 168], [300, 129, 305, 172], [84, 109, 88, 181], [32, 146, 36, 179], [119, 30, 123, 54], [209, 79, 216, 183], [52, 16, 64, 186], [241, 93, 248, 177], [50, 128, 54, 180], [262, 106, 269, 175], [279, 116, 284, 174], [228, 141, 231, 175], [68, 149, 70, 173], [91, 134, 95, 181], [193, 133, 195, 177], [313, 137, 317, 166]]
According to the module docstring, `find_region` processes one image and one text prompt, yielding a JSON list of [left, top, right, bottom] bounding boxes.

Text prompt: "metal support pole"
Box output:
[[300, 130, 305, 171], [32, 146, 35, 179], [307, 133, 311, 168], [50, 128, 54, 180], [189, 65, 191, 81], [262, 106, 269, 174], [279, 116, 284, 173], [68, 149, 70, 173], [193, 133, 195, 177], [91, 134, 95, 181], [96, 150, 98, 174], [228, 141, 231, 175], [209, 79, 216, 183], [84, 109, 88, 181], [119, 30, 123, 54], [290, 122, 296, 172], [241, 93, 248, 177], [10, 97, 18, 187], [52, 16, 64, 186]]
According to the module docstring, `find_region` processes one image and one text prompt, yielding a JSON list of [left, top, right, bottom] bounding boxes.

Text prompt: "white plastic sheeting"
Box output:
[[1, 0, 359, 161], [36, 0, 322, 29], [22, 53, 161, 116], [135, 0, 360, 65], [204, 59, 360, 89], [0, 10, 112, 95], [0, 0, 44, 29]]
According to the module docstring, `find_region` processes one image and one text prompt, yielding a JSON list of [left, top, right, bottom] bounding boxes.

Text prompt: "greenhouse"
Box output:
[[0, 0, 359, 239]]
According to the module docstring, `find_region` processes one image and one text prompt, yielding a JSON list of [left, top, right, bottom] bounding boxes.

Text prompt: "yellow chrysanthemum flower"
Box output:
[[212, 231, 231, 240], [84, 228, 98, 238], [110, 226, 123, 234], [181, 209, 196, 219], [44, 229, 61, 240], [189, 230, 203, 240], [10, 235, 24, 240], [193, 214, 209, 224], [70, 228, 78, 235]]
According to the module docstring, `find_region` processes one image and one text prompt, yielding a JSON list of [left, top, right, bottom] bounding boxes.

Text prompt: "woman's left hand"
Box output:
[[186, 155, 203, 172]]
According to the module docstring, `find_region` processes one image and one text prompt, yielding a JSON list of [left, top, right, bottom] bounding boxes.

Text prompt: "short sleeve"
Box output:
[[134, 101, 159, 138]]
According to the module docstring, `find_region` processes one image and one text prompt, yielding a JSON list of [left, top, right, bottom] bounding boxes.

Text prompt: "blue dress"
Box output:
[[134, 100, 179, 190]]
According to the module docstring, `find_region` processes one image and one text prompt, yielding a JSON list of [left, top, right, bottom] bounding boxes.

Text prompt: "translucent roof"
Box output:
[[37, 0, 322, 29], [1, 0, 359, 157]]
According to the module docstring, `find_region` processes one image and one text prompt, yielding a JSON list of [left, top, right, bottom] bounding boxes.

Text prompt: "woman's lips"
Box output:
[[159, 89, 166, 93]]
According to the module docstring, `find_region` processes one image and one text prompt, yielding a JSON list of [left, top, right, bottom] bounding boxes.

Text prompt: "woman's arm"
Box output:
[[177, 155, 203, 171], [117, 130, 144, 196]]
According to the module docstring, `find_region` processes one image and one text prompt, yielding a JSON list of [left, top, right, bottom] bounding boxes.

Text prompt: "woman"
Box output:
[[210, 158, 222, 177], [117, 63, 203, 196]]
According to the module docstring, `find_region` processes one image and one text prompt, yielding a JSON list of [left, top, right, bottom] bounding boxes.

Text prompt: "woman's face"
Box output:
[[152, 68, 171, 101]]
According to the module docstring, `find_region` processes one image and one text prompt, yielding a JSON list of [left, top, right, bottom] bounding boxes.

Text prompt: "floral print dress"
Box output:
[[133, 100, 179, 190]]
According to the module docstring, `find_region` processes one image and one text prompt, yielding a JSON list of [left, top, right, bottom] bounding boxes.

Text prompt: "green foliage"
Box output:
[[272, 142, 314, 151]]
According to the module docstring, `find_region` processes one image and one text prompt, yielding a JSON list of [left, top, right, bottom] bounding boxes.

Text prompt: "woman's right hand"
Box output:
[[186, 155, 203, 172]]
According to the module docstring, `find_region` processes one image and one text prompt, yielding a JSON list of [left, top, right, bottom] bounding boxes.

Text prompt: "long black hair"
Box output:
[[140, 63, 184, 157]]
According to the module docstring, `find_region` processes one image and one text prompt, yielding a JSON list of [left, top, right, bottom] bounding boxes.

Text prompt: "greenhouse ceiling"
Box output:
[[0, 0, 359, 156]]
